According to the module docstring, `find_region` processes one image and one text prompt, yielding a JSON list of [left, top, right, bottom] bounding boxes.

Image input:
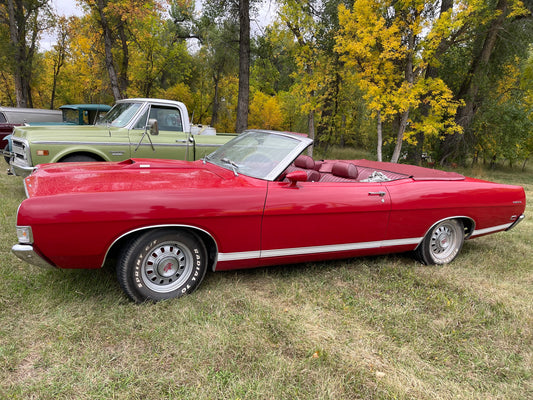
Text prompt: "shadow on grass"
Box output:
[[201, 251, 420, 291]]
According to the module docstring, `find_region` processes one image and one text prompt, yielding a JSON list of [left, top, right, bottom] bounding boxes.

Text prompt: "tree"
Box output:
[[79, 0, 160, 100], [337, 0, 463, 162], [0, 0, 53, 107], [277, 0, 323, 152], [202, 0, 260, 133], [49, 16, 70, 108], [440, 0, 532, 163], [235, 0, 250, 133]]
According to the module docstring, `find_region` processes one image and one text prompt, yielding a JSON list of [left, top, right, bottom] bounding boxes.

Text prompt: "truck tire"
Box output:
[[61, 155, 98, 163]]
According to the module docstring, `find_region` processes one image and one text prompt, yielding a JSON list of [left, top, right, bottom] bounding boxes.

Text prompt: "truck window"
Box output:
[[133, 105, 183, 132]]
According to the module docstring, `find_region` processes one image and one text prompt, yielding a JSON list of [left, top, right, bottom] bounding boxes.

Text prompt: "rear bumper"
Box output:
[[12, 244, 56, 269], [506, 214, 525, 231]]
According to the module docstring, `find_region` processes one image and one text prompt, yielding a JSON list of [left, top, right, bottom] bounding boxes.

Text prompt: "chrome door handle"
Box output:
[[368, 191, 386, 197]]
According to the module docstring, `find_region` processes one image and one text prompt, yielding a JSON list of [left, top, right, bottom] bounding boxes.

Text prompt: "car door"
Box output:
[[129, 104, 190, 160], [260, 180, 391, 264]]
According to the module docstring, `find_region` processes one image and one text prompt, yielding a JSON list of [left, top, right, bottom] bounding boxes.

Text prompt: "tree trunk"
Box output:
[[391, 110, 409, 163], [6, 0, 39, 108], [117, 22, 129, 96], [235, 0, 250, 133], [306, 109, 315, 157], [211, 73, 220, 126], [390, 28, 415, 163], [50, 19, 68, 109], [441, 0, 508, 164], [376, 110, 382, 162], [95, 0, 122, 100]]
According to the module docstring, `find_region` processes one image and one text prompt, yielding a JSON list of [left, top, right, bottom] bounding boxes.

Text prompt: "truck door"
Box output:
[[129, 104, 190, 160]]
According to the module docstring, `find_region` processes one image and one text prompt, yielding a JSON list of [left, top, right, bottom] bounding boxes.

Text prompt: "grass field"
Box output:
[[0, 160, 531, 399]]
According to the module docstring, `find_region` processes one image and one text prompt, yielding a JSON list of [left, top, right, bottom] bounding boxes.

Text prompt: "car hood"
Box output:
[[12, 124, 125, 140], [24, 159, 231, 198]]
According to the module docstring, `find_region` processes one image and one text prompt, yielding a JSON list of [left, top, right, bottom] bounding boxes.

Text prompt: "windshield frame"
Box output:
[[206, 130, 313, 181]]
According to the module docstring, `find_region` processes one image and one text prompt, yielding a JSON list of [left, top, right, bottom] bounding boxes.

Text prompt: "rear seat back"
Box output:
[[283, 155, 321, 182], [319, 162, 359, 182]]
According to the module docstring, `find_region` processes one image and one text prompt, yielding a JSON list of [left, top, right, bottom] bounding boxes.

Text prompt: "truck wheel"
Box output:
[[416, 219, 464, 265], [117, 229, 208, 303], [61, 155, 98, 162]]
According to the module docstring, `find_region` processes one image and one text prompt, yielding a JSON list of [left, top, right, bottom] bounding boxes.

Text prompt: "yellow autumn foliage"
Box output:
[[249, 91, 283, 130]]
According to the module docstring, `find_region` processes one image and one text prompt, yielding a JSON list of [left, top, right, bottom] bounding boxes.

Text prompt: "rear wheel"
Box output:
[[416, 219, 464, 265], [117, 229, 207, 303]]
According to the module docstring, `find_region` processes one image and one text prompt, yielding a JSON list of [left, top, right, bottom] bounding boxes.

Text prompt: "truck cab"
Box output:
[[9, 98, 234, 177]]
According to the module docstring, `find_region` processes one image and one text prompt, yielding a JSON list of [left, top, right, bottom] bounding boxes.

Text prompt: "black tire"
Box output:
[[61, 155, 98, 162], [416, 219, 464, 265], [117, 229, 207, 303]]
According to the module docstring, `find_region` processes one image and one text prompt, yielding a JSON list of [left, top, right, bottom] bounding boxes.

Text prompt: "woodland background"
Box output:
[[1, 0, 533, 166]]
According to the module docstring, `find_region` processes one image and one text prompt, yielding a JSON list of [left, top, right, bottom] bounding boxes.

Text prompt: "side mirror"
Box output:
[[286, 170, 308, 186], [148, 118, 159, 135]]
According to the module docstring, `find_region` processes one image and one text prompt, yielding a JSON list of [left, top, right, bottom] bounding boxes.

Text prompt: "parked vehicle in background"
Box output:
[[59, 104, 111, 125], [1, 106, 62, 141], [11, 130, 526, 302], [8, 98, 235, 177], [2, 104, 111, 165]]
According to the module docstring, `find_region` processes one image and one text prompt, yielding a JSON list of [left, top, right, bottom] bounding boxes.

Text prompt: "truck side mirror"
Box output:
[[148, 119, 159, 135]]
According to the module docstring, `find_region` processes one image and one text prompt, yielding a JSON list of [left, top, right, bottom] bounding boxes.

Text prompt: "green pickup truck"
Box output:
[[9, 98, 235, 177]]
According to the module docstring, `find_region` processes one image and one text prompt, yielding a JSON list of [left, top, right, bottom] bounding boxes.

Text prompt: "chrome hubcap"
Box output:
[[142, 242, 193, 293], [429, 222, 460, 263]]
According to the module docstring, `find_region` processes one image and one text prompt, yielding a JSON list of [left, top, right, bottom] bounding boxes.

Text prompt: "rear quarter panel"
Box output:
[[384, 178, 526, 244]]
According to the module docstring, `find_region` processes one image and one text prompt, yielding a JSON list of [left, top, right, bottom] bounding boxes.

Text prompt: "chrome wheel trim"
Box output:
[[429, 221, 461, 264], [141, 241, 194, 293]]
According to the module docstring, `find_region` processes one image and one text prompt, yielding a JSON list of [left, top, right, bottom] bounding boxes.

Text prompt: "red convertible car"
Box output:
[[12, 130, 526, 302]]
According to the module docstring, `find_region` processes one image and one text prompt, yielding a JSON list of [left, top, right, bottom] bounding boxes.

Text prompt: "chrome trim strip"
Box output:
[[133, 143, 189, 148], [31, 140, 190, 148], [264, 135, 314, 181], [195, 143, 224, 148], [415, 216, 477, 246], [217, 251, 261, 262], [32, 140, 130, 146], [471, 222, 514, 237], [217, 237, 422, 262], [102, 224, 219, 271]]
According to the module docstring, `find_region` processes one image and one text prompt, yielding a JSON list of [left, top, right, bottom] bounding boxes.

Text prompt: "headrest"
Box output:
[[294, 155, 315, 169], [331, 162, 358, 179]]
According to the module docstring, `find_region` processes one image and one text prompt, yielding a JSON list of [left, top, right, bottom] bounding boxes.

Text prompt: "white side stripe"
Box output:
[[217, 251, 261, 262], [217, 237, 422, 262]]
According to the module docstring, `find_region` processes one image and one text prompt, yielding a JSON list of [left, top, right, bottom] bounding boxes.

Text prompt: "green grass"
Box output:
[[0, 159, 531, 399]]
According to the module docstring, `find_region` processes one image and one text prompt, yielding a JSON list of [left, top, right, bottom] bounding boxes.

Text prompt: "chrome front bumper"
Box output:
[[12, 244, 56, 269], [9, 161, 35, 177]]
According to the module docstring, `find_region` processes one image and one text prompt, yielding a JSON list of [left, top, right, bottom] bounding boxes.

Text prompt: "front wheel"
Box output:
[[61, 154, 98, 162], [117, 229, 208, 303], [416, 219, 464, 265]]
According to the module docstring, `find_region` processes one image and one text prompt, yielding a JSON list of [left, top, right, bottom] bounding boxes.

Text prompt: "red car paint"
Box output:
[[12, 130, 526, 301]]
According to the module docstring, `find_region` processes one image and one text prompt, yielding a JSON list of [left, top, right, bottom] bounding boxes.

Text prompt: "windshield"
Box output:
[[97, 102, 142, 127], [62, 109, 79, 124], [207, 130, 310, 180]]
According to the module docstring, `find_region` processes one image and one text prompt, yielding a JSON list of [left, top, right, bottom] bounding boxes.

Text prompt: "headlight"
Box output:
[[16, 226, 33, 244]]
